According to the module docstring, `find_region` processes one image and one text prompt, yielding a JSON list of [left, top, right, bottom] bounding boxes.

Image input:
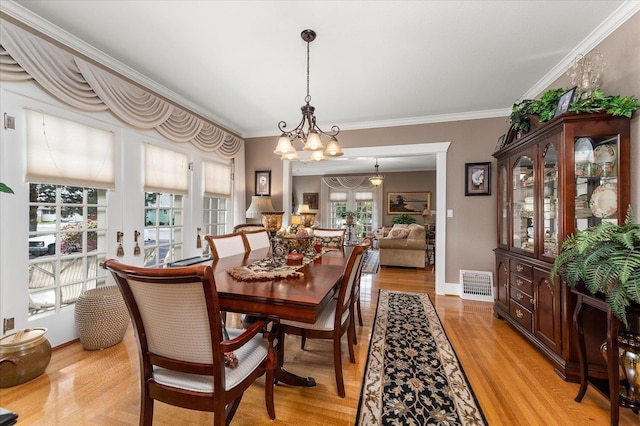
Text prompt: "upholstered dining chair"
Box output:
[[240, 229, 271, 252], [101, 259, 276, 426], [279, 244, 366, 398], [205, 233, 248, 260], [351, 239, 371, 343], [313, 227, 346, 249]]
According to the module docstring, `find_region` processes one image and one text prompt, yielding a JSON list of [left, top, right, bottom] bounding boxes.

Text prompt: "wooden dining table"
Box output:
[[207, 246, 352, 387]]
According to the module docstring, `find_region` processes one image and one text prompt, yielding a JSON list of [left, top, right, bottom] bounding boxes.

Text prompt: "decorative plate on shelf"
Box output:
[[589, 183, 617, 218], [593, 144, 616, 165], [574, 138, 594, 164]]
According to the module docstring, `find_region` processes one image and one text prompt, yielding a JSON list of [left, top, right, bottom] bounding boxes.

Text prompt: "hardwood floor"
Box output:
[[2, 261, 638, 425]]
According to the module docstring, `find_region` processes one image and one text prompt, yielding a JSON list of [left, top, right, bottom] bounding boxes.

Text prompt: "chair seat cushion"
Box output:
[[281, 299, 348, 331], [152, 328, 268, 392]]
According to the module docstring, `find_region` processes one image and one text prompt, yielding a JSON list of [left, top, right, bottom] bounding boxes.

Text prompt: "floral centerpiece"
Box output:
[[277, 225, 315, 254]]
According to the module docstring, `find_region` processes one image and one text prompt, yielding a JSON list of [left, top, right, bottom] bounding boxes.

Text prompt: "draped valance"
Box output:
[[0, 19, 242, 158], [322, 176, 375, 189]]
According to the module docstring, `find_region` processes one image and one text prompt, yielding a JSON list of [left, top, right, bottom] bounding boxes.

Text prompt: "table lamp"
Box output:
[[422, 208, 432, 225], [298, 204, 316, 227], [261, 211, 284, 265]]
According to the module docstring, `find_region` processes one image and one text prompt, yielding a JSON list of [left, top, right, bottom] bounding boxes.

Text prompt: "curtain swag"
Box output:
[[322, 176, 374, 189], [0, 19, 243, 158]]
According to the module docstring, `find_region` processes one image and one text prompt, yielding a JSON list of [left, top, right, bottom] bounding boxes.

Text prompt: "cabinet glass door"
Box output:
[[542, 144, 559, 257], [574, 135, 619, 232], [512, 155, 535, 252], [498, 163, 508, 247]]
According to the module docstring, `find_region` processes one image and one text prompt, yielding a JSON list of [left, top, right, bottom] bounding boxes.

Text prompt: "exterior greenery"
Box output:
[[391, 214, 417, 225], [551, 208, 640, 325]]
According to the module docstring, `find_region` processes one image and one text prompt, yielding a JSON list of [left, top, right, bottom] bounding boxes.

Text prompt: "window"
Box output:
[[144, 192, 183, 267], [25, 111, 113, 317], [201, 160, 232, 254], [28, 184, 108, 316], [329, 190, 373, 237]]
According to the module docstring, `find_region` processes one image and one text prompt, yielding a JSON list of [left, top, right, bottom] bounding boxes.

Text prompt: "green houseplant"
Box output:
[[391, 214, 417, 225], [337, 210, 359, 225], [550, 208, 640, 325], [0, 183, 14, 194]]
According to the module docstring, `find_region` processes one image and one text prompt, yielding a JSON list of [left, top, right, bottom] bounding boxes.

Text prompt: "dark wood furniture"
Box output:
[[280, 245, 366, 397], [493, 113, 631, 380], [211, 247, 351, 387], [102, 259, 276, 426], [573, 290, 640, 426]]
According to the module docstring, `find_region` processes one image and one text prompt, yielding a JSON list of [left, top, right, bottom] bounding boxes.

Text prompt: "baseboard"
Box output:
[[444, 282, 461, 296]]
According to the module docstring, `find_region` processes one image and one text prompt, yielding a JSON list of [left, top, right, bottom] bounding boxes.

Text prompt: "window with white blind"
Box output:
[[201, 160, 231, 254], [25, 110, 112, 316], [143, 144, 187, 266], [329, 190, 373, 236]]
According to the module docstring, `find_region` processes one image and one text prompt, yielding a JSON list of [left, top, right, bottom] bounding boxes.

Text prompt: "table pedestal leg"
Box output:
[[274, 322, 316, 387]]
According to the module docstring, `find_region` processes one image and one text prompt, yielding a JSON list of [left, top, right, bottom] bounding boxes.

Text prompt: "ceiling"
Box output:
[[6, 1, 636, 175]]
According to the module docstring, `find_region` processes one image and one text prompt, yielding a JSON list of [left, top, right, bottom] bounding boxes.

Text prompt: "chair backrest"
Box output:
[[314, 228, 346, 248], [205, 233, 248, 260], [241, 229, 271, 251], [102, 259, 226, 383], [334, 245, 366, 328]]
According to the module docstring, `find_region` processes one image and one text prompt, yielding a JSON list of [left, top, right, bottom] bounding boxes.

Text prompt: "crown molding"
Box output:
[[522, 1, 640, 100]]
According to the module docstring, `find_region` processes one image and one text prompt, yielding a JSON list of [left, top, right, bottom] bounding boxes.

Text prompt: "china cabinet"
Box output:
[[493, 112, 631, 380]]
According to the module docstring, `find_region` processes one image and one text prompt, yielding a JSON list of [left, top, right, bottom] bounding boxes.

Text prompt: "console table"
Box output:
[[572, 289, 640, 426]]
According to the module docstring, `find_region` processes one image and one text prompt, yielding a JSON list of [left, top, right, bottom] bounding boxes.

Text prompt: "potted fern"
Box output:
[[550, 207, 640, 326], [391, 214, 417, 225]]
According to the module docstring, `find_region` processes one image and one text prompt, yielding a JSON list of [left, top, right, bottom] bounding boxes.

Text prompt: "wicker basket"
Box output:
[[75, 286, 130, 350]]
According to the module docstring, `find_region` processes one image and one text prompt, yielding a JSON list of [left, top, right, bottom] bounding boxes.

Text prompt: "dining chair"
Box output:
[[351, 239, 371, 343], [313, 228, 346, 248], [101, 259, 276, 426], [205, 233, 248, 260], [279, 244, 366, 398], [240, 229, 271, 252]]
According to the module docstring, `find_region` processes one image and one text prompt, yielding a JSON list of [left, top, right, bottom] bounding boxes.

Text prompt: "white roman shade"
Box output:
[[204, 160, 231, 197], [329, 192, 348, 201], [356, 191, 374, 201], [26, 109, 115, 188], [144, 144, 189, 195]]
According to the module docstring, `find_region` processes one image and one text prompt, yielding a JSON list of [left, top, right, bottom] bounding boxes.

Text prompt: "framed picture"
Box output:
[[255, 170, 271, 196], [387, 192, 431, 215], [465, 162, 491, 196], [554, 87, 576, 117], [494, 134, 506, 152], [302, 192, 319, 209]]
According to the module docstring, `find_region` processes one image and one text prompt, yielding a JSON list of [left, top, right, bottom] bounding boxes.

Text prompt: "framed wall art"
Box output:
[[302, 192, 319, 209], [554, 87, 576, 117], [387, 192, 431, 214], [255, 170, 271, 196], [465, 162, 491, 196]]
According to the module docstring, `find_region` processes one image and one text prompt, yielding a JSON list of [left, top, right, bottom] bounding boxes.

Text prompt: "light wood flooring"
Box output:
[[1, 261, 638, 425]]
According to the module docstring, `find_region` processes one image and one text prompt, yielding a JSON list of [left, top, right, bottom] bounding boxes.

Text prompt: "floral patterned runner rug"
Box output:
[[356, 290, 487, 425], [362, 249, 380, 274]]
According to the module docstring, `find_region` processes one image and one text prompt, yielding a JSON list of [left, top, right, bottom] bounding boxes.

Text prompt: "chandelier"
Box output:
[[273, 29, 342, 162], [369, 159, 385, 186]]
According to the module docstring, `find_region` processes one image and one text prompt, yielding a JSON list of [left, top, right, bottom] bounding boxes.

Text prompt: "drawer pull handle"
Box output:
[[516, 265, 524, 272], [530, 296, 536, 306], [516, 309, 523, 318], [516, 278, 524, 287], [517, 293, 523, 301]]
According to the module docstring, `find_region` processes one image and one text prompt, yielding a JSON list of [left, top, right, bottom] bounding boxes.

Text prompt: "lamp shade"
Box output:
[[298, 204, 310, 214], [422, 209, 432, 218], [246, 196, 275, 218]]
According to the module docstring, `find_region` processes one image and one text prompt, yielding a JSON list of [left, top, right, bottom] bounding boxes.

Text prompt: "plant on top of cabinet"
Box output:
[[550, 207, 640, 326]]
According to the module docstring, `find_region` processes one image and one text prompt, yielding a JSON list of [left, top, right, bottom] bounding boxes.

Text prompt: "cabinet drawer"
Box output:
[[510, 301, 532, 332], [511, 261, 533, 278], [510, 273, 533, 295], [510, 286, 534, 310]]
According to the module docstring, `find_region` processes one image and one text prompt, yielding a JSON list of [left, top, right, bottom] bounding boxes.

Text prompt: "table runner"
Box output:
[[227, 251, 323, 282]]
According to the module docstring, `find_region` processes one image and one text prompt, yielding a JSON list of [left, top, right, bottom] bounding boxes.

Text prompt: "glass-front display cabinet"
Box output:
[[492, 112, 631, 381]]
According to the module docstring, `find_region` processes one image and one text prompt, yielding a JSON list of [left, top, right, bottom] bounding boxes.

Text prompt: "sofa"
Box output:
[[377, 223, 426, 268]]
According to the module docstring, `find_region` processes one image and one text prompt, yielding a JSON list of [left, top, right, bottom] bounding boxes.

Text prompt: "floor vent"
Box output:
[[459, 270, 494, 302]]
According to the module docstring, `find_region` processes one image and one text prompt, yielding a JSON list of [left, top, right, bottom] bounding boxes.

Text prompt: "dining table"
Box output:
[[206, 246, 352, 387]]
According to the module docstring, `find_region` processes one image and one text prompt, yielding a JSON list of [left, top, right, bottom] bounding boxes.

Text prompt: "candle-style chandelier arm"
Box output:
[[274, 29, 343, 160]]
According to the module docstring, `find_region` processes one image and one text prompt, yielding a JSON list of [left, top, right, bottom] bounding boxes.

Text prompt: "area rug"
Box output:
[[362, 249, 380, 274], [356, 290, 487, 426]]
